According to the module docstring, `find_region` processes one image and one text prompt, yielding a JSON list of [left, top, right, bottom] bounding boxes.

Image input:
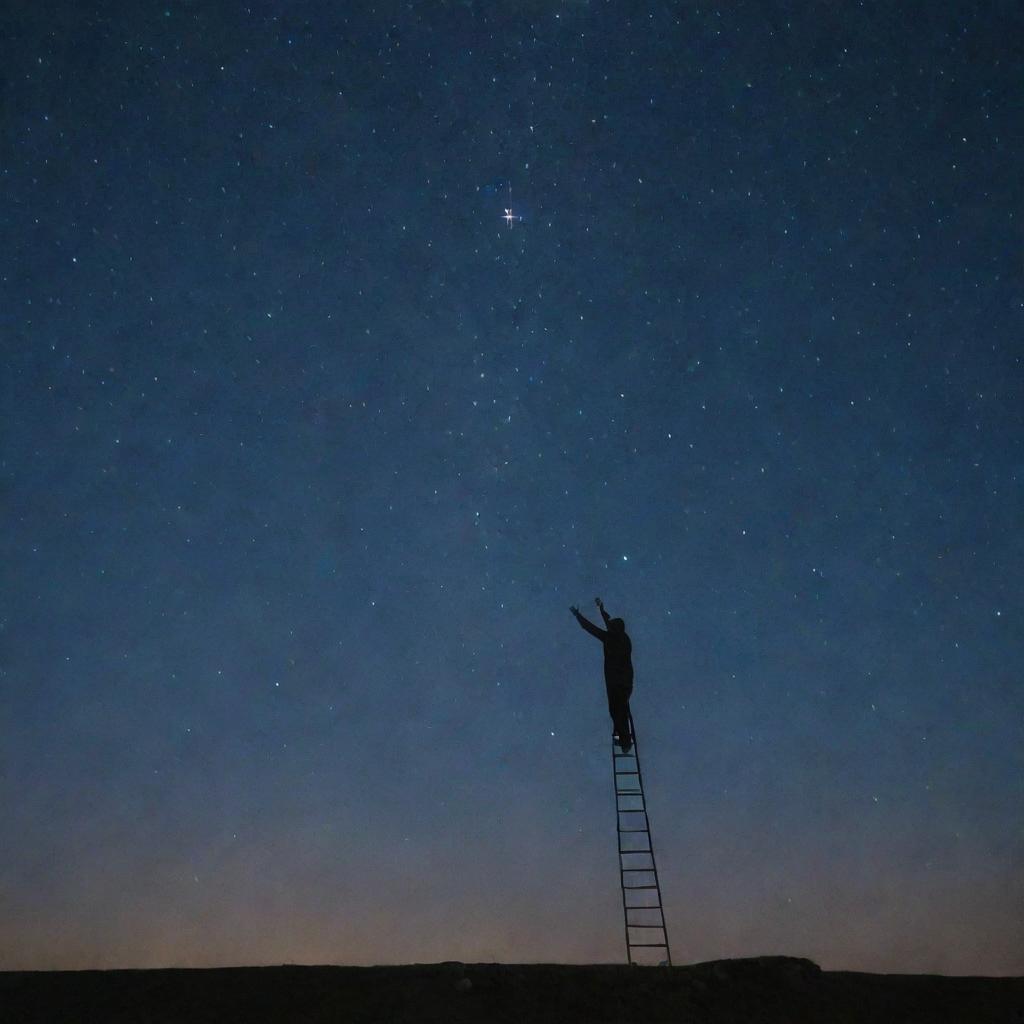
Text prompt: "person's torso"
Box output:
[[603, 632, 633, 674]]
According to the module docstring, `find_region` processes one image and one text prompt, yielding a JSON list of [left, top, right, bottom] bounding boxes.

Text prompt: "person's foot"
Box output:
[[615, 732, 633, 753]]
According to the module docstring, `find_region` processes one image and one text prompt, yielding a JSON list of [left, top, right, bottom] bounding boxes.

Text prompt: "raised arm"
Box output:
[[571, 606, 607, 640], [596, 596, 612, 628]]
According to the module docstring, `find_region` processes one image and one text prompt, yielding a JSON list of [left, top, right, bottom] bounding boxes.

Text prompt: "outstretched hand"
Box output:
[[570, 605, 580, 615], [595, 597, 604, 609]]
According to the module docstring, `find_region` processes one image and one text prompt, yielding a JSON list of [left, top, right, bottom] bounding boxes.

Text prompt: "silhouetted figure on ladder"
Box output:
[[570, 597, 634, 753]]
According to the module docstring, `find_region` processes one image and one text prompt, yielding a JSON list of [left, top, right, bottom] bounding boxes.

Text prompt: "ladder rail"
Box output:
[[613, 710, 672, 966]]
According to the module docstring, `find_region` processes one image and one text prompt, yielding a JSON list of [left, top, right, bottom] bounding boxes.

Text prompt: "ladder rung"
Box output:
[[618, 828, 650, 833], [616, 790, 642, 796], [623, 884, 660, 890], [629, 943, 669, 948], [628, 924, 665, 929], [615, 770, 639, 776]]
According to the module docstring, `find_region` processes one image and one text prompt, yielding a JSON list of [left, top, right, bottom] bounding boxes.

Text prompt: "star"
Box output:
[[503, 207, 520, 228]]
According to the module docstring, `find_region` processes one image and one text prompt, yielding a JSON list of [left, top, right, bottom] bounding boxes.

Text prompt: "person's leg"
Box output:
[[616, 710, 632, 748], [606, 685, 617, 723], [620, 699, 632, 742], [611, 690, 632, 751]]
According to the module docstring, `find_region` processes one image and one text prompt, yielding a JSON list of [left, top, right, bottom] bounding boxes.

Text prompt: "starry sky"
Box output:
[[2, 0, 1023, 976]]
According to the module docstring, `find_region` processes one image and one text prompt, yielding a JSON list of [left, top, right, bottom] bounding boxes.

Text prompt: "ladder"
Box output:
[[613, 711, 672, 966]]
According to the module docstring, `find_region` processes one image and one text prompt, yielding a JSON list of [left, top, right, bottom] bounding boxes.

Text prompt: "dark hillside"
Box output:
[[4, 957, 1023, 1023]]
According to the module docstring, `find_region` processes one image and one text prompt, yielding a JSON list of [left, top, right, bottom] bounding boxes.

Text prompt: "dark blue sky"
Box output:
[[2, 1, 1022, 974]]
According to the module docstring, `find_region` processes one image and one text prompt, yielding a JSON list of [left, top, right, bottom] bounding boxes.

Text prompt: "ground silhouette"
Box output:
[[4, 957, 1023, 1023]]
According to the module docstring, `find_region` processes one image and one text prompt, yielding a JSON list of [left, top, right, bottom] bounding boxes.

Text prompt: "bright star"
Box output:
[[503, 207, 520, 228]]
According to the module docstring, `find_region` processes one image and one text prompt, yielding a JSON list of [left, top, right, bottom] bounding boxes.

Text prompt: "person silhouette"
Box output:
[[570, 597, 634, 752]]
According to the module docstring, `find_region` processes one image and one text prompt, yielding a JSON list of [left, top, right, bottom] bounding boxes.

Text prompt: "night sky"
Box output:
[[2, 1, 1023, 976]]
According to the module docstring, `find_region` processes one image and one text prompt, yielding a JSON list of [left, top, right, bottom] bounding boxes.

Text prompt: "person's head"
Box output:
[[609, 617, 626, 634]]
